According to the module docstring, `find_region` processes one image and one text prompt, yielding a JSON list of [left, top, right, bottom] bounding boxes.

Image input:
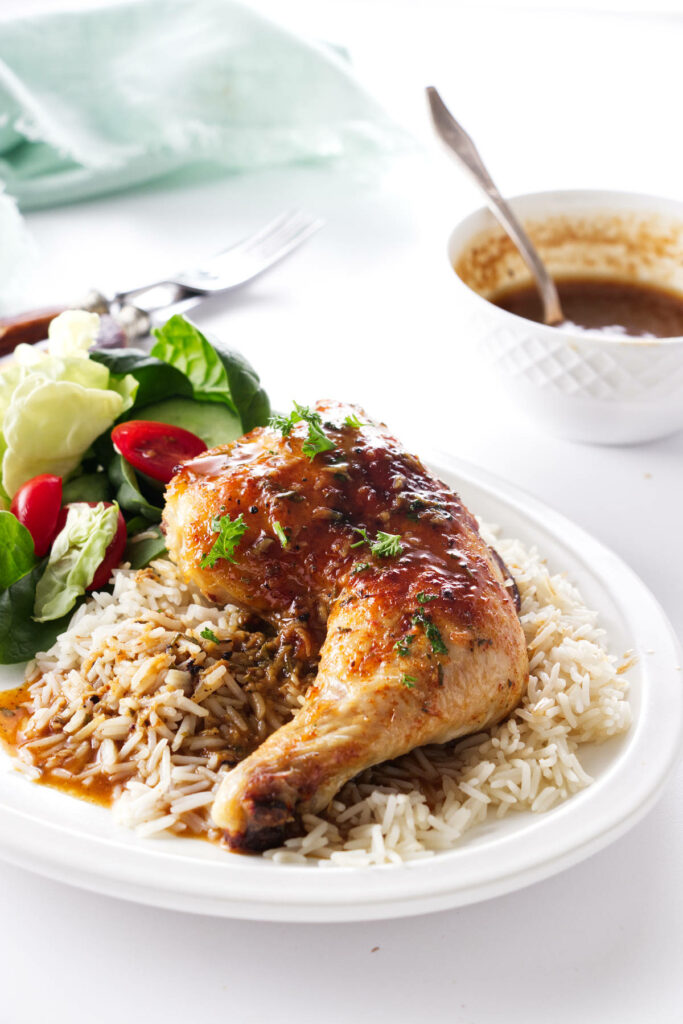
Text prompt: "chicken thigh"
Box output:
[[163, 401, 528, 851]]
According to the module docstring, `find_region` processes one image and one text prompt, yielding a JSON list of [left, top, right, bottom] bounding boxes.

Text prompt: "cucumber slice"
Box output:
[[138, 398, 243, 448]]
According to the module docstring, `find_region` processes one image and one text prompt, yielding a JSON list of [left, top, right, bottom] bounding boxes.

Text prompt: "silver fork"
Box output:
[[89, 210, 324, 343]]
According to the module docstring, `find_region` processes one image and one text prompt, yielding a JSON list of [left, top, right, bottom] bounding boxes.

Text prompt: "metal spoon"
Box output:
[[427, 86, 564, 326]]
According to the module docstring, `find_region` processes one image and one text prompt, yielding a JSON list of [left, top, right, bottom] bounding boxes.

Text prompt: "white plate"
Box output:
[[0, 455, 680, 921]]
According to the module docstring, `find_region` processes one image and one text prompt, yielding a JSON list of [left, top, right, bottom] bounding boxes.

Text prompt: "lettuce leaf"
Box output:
[[2, 376, 126, 497], [33, 502, 119, 622]]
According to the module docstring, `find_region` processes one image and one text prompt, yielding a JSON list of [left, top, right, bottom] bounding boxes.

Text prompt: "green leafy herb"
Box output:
[[0, 511, 36, 590], [416, 591, 437, 605], [344, 413, 362, 429], [351, 527, 403, 559], [151, 316, 270, 431], [108, 454, 162, 523], [401, 673, 417, 688], [269, 411, 296, 436], [350, 561, 371, 575], [269, 403, 335, 461], [273, 521, 288, 548], [200, 627, 219, 643], [90, 348, 193, 409], [62, 471, 111, 505], [200, 512, 247, 569], [395, 633, 415, 657], [0, 560, 81, 664], [125, 526, 167, 569], [412, 609, 448, 655]]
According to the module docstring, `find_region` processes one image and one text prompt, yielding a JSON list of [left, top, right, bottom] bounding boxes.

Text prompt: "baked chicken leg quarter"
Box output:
[[163, 401, 529, 851]]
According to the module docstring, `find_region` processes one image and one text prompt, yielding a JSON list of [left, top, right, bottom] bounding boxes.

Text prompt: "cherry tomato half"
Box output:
[[54, 502, 127, 591], [10, 474, 62, 557], [111, 420, 207, 484], [88, 505, 127, 591]]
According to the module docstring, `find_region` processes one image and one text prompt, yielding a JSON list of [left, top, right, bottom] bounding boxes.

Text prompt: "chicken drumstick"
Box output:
[[163, 401, 528, 851]]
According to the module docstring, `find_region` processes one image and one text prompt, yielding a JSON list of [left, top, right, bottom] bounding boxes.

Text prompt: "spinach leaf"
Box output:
[[91, 348, 193, 409], [0, 561, 78, 664], [151, 317, 238, 413], [108, 454, 162, 522], [214, 343, 271, 431], [62, 472, 111, 504], [125, 526, 167, 569], [151, 316, 270, 429], [0, 511, 36, 589]]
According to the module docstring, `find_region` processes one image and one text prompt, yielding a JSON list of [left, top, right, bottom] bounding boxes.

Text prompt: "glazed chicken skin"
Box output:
[[163, 401, 528, 851]]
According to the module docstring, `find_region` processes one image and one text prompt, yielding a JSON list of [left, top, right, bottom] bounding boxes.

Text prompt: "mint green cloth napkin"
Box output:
[[0, 0, 405, 210]]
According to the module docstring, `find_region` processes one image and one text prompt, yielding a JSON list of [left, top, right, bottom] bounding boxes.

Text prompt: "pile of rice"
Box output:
[[12, 523, 632, 866]]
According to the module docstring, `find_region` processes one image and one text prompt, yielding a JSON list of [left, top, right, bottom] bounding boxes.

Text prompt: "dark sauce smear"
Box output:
[[493, 278, 683, 339]]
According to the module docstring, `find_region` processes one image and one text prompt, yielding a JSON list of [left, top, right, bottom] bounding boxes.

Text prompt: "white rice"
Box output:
[[11, 522, 632, 866]]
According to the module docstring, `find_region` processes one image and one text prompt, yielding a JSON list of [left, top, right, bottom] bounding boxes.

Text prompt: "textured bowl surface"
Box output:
[[448, 190, 683, 445]]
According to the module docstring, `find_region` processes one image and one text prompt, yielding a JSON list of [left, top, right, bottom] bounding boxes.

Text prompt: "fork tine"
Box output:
[[207, 210, 298, 262], [243, 211, 321, 262], [248, 217, 324, 270]]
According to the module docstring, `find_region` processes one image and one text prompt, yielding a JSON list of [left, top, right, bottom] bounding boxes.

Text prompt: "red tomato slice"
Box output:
[[10, 474, 62, 557], [111, 420, 207, 484], [53, 502, 127, 591]]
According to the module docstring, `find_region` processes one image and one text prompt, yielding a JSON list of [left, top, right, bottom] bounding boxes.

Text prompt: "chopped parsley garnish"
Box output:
[[395, 633, 415, 657], [269, 402, 336, 461], [273, 521, 288, 548], [401, 673, 417, 689], [200, 512, 247, 569], [344, 413, 362, 429], [416, 591, 437, 605], [200, 627, 219, 643], [268, 411, 295, 436], [412, 608, 448, 655], [350, 527, 403, 559], [350, 561, 371, 574]]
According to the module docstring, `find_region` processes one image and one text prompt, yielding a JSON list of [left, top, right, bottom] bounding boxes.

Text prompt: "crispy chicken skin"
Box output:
[[163, 401, 528, 851]]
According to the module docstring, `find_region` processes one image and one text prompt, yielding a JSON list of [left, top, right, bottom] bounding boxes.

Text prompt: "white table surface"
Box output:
[[1, 3, 682, 1022]]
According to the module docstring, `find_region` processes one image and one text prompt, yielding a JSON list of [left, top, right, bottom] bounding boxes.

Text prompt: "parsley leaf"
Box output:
[[344, 413, 362, 429], [372, 532, 403, 558], [273, 521, 288, 548], [268, 411, 296, 436], [350, 527, 403, 559], [401, 673, 417, 688], [350, 561, 371, 575], [301, 419, 335, 461], [200, 512, 247, 569], [395, 633, 415, 657], [412, 609, 448, 655], [200, 627, 219, 643], [416, 591, 437, 605], [269, 403, 336, 461]]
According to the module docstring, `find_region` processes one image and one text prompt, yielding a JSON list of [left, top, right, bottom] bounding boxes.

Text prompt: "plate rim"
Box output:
[[0, 453, 680, 921]]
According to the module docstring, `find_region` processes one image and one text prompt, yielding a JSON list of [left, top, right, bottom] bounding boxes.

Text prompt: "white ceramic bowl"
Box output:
[[448, 190, 683, 445]]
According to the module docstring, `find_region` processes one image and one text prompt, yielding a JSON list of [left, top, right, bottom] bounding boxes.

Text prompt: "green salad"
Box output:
[[0, 310, 270, 664]]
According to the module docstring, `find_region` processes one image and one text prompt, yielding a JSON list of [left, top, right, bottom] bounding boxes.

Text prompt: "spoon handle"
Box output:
[[426, 87, 563, 327]]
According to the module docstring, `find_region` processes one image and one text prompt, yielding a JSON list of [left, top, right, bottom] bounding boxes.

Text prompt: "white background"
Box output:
[[1, 2, 682, 1022]]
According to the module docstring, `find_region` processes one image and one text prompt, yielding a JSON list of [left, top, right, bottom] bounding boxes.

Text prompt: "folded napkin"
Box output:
[[0, 0, 405, 211]]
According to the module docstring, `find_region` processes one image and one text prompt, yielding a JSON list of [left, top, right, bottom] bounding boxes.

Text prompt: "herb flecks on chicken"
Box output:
[[163, 401, 529, 852]]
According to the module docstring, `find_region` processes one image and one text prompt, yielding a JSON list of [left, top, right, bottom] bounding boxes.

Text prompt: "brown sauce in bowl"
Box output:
[[493, 278, 683, 338]]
